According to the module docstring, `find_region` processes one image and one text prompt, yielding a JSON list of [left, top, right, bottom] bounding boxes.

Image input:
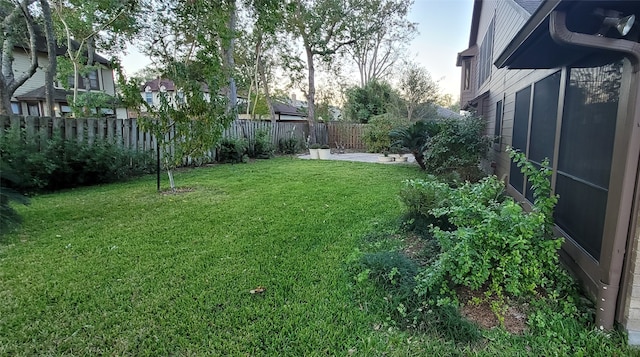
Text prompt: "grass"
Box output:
[[1, 157, 637, 356]]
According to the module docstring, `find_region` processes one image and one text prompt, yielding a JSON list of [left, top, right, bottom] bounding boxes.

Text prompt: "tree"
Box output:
[[343, 0, 415, 87], [398, 62, 439, 121], [0, 0, 39, 115], [343, 79, 396, 123], [284, 0, 376, 143], [119, 0, 239, 190], [51, 0, 141, 113]]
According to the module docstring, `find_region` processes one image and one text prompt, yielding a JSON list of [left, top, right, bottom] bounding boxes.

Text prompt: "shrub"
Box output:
[[278, 137, 300, 155], [0, 162, 29, 236], [217, 136, 248, 163], [247, 129, 274, 159], [399, 176, 453, 231], [362, 114, 408, 153], [0, 128, 154, 194], [424, 115, 491, 180], [414, 151, 562, 301]]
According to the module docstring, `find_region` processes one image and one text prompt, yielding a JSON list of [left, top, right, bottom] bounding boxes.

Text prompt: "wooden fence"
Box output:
[[0, 115, 367, 153]]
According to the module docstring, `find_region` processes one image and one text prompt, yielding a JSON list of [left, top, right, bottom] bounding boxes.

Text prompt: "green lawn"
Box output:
[[1, 158, 427, 356], [1, 158, 635, 356]]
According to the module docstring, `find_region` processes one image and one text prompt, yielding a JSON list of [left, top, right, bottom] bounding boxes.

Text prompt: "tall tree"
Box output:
[[284, 0, 375, 143], [398, 62, 439, 121], [0, 0, 38, 115], [40, 0, 56, 116], [343, 0, 415, 87]]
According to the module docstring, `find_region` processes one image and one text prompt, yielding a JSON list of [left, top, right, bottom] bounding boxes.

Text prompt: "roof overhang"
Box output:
[[495, 0, 640, 70], [456, 45, 478, 66]]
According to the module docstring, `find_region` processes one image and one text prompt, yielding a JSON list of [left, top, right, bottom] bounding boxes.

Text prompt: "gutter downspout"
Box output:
[[550, 10, 640, 330]]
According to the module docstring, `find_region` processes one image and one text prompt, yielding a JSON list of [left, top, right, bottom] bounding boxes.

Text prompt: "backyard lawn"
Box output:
[[0, 158, 635, 356]]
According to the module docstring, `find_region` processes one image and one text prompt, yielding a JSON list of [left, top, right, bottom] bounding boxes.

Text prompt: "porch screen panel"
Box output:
[[509, 86, 531, 194], [529, 72, 561, 165], [555, 62, 622, 260]]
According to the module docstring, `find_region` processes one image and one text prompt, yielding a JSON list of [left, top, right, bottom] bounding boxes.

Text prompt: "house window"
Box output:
[[68, 70, 100, 90], [463, 60, 471, 90], [59, 103, 72, 116], [477, 18, 495, 88], [11, 102, 21, 114], [145, 92, 153, 105], [509, 86, 531, 194], [554, 62, 622, 260], [27, 102, 40, 116], [176, 91, 184, 104], [494, 100, 502, 148]]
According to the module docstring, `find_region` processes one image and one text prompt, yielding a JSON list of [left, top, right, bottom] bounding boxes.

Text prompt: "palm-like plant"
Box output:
[[389, 120, 439, 170]]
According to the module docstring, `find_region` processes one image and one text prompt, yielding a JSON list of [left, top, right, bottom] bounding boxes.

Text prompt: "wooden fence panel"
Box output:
[[0, 116, 369, 157]]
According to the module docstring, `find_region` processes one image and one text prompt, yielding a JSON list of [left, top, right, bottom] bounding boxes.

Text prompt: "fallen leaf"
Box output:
[[249, 286, 266, 294]]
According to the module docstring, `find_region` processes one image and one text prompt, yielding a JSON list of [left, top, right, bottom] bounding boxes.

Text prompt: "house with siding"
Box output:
[[458, 0, 640, 343], [10, 38, 127, 119]]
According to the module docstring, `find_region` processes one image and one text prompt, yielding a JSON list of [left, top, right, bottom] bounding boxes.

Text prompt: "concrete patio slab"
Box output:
[[298, 152, 416, 164]]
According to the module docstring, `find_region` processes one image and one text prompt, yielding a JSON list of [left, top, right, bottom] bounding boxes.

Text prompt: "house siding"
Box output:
[[464, 0, 640, 341], [12, 52, 48, 98]]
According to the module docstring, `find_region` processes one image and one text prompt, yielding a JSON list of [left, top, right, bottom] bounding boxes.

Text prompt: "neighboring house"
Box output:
[[137, 78, 217, 117], [272, 102, 307, 122], [436, 106, 462, 119], [457, 0, 640, 342], [10, 35, 127, 119]]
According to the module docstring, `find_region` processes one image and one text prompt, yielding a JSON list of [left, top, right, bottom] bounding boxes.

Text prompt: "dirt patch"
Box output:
[[160, 187, 195, 195], [402, 233, 426, 261], [457, 287, 528, 334]]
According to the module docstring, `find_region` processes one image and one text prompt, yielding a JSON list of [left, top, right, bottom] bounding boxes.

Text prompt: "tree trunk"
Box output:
[[167, 169, 176, 191], [0, 88, 11, 115], [259, 59, 275, 123], [224, 0, 238, 119], [305, 46, 316, 143], [40, 0, 56, 117], [413, 151, 426, 170]]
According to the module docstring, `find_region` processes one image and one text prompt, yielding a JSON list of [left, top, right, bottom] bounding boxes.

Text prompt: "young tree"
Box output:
[[0, 0, 39, 115], [119, 0, 238, 190], [343, 79, 397, 123]]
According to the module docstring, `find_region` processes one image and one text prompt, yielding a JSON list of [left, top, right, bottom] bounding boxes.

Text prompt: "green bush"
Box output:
[[414, 152, 562, 301], [399, 176, 454, 232], [362, 114, 408, 153], [0, 128, 154, 194], [424, 115, 491, 180], [247, 129, 274, 159], [217, 136, 248, 163], [0, 163, 29, 237], [277, 137, 300, 154]]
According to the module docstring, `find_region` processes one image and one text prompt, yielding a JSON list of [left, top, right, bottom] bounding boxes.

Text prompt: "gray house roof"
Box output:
[[15, 86, 71, 102]]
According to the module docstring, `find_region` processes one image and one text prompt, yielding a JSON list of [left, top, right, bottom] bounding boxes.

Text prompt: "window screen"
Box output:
[[509, 86, 531, 194], [477, 19, 495, 87], [529, 72, 561, 165], [554, 61, 622, 260]]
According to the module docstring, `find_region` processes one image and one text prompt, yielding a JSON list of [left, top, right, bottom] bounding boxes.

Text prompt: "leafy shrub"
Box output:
[[414, 150, 562, 300], [0, 128, 154, 194], [424, 115, 491, 180], [247, 129, 274, 159], [0, 163, 29, 236], [277, 137, 300, 154], [216, 136, 248, 163], [362, 113, 408, 153], [399, 176, 454, 232]]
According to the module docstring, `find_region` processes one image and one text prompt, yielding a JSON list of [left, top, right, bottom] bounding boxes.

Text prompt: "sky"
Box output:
[[120, 0, 474, 99]]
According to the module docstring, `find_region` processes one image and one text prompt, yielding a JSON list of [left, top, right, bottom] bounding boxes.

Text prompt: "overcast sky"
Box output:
[[121, 0, 474, 99]]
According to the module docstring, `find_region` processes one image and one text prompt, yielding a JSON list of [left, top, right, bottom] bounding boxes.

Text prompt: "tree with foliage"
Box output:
[[51, 0, 142, 115], [343, 79, 397, 123], [0, 0, 39, 115], [342, 0, 415, 87], [119, 0, 240, 190], [284, 0, 380, 143], [398, 62, 439, 121]]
